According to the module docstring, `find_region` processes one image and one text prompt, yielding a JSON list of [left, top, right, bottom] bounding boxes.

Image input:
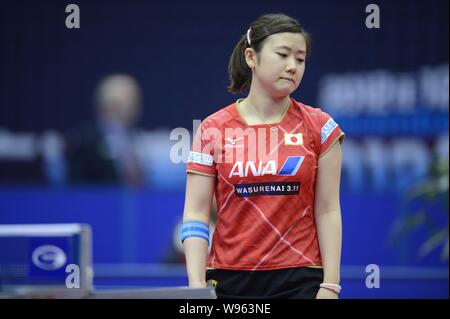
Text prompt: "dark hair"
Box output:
[[227, 13, 312, 94]]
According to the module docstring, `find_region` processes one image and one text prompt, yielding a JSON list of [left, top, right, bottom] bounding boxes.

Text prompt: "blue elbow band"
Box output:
[[180, 220, 210, 245]]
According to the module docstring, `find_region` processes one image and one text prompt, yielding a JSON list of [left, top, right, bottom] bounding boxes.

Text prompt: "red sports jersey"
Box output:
[[186, 98, 344, 271]]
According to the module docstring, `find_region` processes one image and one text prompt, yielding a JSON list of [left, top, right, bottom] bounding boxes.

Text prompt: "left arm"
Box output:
[[314, 140, 343, 299]]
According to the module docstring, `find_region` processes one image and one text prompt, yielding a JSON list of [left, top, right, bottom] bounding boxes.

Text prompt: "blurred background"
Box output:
[[0, 0, 448, 298]]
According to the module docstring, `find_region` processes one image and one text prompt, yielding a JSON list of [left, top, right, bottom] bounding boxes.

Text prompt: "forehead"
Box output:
[[264, 32, 306, 52]]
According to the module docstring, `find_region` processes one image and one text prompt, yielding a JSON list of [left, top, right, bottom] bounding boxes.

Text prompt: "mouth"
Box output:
[[280, 77, 295, 84]]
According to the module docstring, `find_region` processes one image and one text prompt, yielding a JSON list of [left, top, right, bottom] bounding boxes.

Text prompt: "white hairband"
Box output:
[[246, 28, 252, 46]]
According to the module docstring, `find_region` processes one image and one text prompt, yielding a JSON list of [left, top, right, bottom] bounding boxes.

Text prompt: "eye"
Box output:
[[297, 58, 305, 63], [276, 52, 288, 58]]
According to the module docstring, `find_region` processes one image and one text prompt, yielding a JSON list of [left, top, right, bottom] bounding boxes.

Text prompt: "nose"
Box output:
[[285, 57, 297, 74]]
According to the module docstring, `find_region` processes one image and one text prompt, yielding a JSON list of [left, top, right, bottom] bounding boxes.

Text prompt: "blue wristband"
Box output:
[[180, 220, 210, 245]]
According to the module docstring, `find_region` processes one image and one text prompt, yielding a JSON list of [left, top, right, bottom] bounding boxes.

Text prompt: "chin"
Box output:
[[265, 82, 295, 98], [272, 88, 294, 98]]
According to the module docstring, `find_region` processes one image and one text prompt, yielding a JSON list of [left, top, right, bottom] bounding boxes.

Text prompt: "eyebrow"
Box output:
[[275, 45, 306, 54]]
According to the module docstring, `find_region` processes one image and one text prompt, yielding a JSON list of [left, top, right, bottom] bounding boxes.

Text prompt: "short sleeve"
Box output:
[[318, 111, 345, 158], [186, 119, 219, 176]]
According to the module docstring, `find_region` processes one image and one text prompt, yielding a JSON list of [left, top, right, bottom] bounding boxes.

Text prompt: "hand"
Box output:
[[316, 287, 339, 299], [189, 281, 206, 288]]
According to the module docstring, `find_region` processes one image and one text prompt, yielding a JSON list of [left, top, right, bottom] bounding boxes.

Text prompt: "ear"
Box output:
[[244, 48, 257, 69]]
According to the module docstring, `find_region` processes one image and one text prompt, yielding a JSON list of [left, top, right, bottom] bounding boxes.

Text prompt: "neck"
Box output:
[[245, 82, 291, 121]]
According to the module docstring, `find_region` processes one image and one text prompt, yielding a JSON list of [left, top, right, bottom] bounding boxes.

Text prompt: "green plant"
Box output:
[[390, 155, 449, 262]]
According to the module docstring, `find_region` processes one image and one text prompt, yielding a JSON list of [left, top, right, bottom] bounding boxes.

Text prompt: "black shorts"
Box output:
[[206, 267, 323, 299]]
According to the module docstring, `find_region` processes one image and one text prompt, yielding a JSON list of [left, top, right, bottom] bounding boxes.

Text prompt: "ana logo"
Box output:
[[229, 156, 305, 178], [32, 245, 67, 270], [225, 137, 244, 148], [284, 133, 303, 145]]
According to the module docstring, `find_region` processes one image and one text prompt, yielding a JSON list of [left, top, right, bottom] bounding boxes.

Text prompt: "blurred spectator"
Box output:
[[66, 74, 145, 187]]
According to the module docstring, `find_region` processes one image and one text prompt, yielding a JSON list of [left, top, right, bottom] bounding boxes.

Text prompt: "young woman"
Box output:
[[181, 13, 344, 299]]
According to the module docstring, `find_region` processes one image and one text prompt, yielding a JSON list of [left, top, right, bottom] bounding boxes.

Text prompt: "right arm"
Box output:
[[182, 172, 215, 288]]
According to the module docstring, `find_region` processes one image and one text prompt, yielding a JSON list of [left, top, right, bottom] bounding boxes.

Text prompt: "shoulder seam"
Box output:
[[203, 105, 239, 131]]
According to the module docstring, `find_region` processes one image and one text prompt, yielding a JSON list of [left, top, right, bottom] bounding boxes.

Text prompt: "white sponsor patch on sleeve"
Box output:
[[321, 118, 338, 144], [188, 151, 214, 166]]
